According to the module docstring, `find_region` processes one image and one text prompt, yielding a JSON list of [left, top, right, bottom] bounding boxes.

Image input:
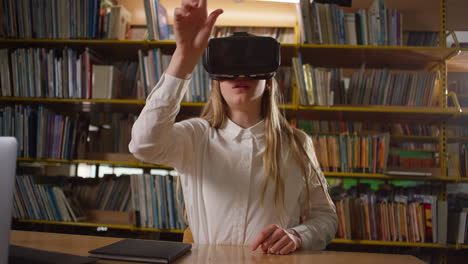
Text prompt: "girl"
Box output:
[[129, 0, 337, 255]]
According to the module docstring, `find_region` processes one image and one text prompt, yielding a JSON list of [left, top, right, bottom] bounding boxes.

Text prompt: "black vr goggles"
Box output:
[[203, 32, 281, 80]]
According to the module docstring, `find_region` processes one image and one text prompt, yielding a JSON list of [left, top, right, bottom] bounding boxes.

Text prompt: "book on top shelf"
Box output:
[[1, 0, 133, 39], [144, 0, 169, 40], [297, 0, 404, 46]]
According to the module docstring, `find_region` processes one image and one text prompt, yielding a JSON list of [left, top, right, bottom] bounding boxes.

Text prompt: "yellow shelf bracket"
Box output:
[[447, 91, 463, 117]]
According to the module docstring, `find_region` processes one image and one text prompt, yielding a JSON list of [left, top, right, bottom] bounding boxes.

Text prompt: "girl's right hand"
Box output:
[[174, 0, 223, 55], [166, 0, 223, 79]]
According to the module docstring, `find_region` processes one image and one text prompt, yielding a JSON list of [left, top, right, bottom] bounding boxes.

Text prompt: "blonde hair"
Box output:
[[200, 78, 317, 211]]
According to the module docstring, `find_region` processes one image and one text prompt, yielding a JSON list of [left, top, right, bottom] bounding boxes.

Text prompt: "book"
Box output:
[[109, 5, 132, 40], [9, 245, 98, 264], [88, 239, 192, 264]]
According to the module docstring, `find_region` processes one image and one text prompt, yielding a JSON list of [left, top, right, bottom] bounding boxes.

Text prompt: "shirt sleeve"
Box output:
[[128, 73, 205, 173], [290, 136, 338, 250]]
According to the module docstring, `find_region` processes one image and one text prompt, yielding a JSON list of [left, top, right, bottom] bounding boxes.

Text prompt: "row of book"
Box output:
[[405, 32, 439, 47], [298, 120, 439, 137], [0, 48, 105, 99], [447, 192, 468, 244], [448, 80, 468, 107], [292, 58, 342, 106], [0, 47, 210, 102], [298, 0, 403, 46], [144, 0, 170, 40], [137, 49, 171, 99], [87, 112, 136, 154], [331, 183, 447, 244], [0, 47, 296, 102], [212, 27, 295, 44], [1, 0, 132, 40], [309, 133, 390, 173], [118, 24, 296, 44], [74, 175, 131, 212], [130, 174, 186, 230], [55, 173, 188, 229], [14, 173, 187, 230], [449, 143, 468, 178], [388, 150, 439, 169], [448, 76, 468, 96], [13, 175, 85, 222], [447, 126, 468, 138], [347, 67, 438, 107], [292, 57, 439, 107], [0, 105, 88, 159], [392, 143, 438, 152]]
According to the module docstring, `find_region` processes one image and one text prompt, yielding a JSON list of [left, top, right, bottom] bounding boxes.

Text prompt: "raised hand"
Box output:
[[174, 0, 223, 53], [166, 0, 223, 79]]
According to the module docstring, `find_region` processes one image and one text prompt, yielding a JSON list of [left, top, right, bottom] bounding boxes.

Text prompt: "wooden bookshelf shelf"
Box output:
[[2, 98, 457, 122], [331, 238, 456, 249], [448, 136, 468, 142], [324, 172, 454, 181], [389, 148, 438, 152], [391, 135, 440, 141], [15, 219, 183, 233], [1, 40, 457, 70], [19, 157, 451, 181], [297, 105, 455, 122], [0, 97, 296, 109], [0, 97, 147, 105], [447, 49, 468, 72], [0, 97, 298, 116], [0, 38, 297, 64], [299, 45, 458, 70], [448, 108, 468, 124], [305, 132, 439, 142], [17, 157, 170, 169]]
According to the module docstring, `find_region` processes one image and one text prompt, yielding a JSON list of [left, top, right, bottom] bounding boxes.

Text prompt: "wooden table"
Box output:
[[11, 230, 425, 264]]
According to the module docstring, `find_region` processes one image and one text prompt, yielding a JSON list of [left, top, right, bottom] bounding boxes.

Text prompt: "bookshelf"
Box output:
[[17, 157, 170, 169], [331, 238, 456, 249], [16, 220, 182, 234], [2, 0, 468, 259]]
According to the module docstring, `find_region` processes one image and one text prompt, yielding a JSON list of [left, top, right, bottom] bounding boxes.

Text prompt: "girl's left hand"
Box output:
[[251, 224, 302, 255]]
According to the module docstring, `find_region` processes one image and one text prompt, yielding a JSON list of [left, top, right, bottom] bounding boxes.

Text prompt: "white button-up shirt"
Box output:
[[129, 73, 337, 250]]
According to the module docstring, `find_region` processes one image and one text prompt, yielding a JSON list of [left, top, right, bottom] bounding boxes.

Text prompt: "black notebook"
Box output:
[[9, 245, 98, 264], [88, 239, 192, 263]]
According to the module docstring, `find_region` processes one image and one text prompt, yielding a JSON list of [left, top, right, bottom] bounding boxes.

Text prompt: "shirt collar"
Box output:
[[221, 118, 265, 140]]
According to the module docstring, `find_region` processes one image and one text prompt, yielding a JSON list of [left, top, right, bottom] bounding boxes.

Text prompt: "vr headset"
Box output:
[[203, 32, 281, 80]]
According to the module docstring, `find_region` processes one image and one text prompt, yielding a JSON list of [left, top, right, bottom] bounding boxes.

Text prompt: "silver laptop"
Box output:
[[0, 137, 17, 264]]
